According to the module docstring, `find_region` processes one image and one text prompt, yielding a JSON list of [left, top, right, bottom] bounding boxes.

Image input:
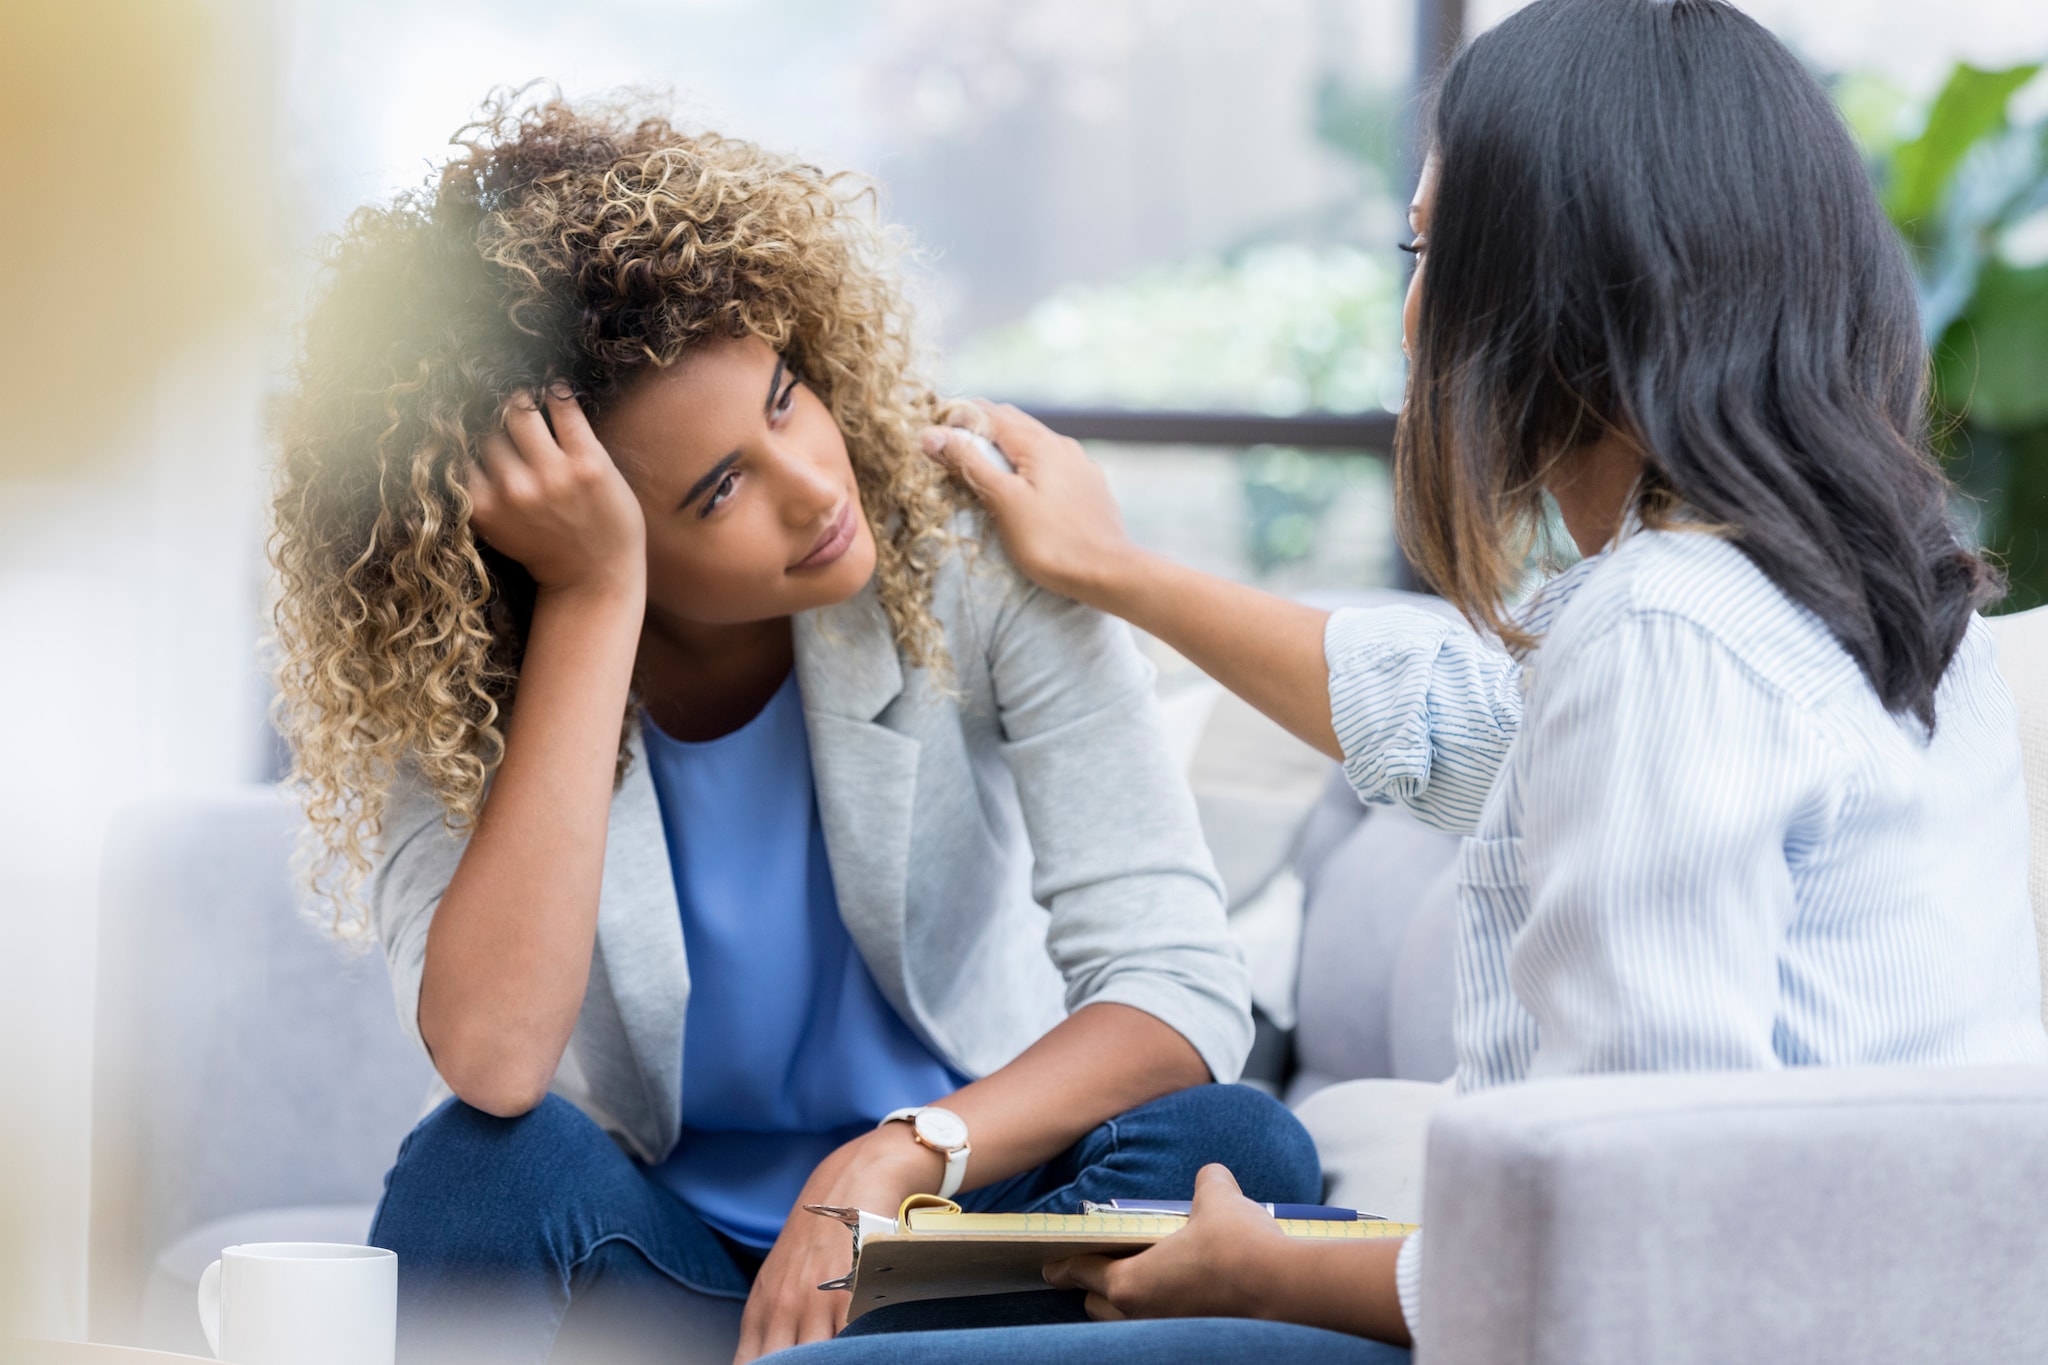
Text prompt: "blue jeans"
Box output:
[[369, 1084, 1320, 1364], [774, 1320, 1411, 1364]]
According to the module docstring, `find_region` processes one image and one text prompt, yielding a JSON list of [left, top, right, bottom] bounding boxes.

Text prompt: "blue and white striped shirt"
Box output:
[[1327, 526, 2048, 1328]]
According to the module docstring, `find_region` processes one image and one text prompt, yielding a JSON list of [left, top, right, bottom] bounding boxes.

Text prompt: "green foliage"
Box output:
[[1934, 259, 2048, 432], [1859, 62, 2048, 610], [1834, 72, 1916, 159], [1885, 64, 2040, 229]]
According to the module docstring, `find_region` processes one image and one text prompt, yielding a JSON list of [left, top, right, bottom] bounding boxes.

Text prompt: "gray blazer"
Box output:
[[370, 536, 1252, 1163]]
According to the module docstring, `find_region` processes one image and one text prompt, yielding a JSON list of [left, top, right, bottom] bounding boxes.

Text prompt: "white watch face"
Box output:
[[914, 1106, 968, 1152]]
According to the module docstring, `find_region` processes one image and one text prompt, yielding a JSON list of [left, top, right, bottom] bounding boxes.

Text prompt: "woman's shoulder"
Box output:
[[927, 506, 1018, 600], [1936, 612, 2018, 735], [799, 510, 1083, 703], [905, 509, 1156, 705], [923, 508, 1079, 656], [1541, 527, 1864, 707]]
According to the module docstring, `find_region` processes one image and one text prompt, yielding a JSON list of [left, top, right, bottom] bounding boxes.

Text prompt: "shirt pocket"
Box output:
[[1454, 834, 1538, 1087], [1457, 833, 1531, 932], [1458, 833, 1527, 891]]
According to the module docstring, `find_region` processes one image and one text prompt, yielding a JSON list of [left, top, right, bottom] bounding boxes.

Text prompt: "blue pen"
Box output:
[[1082, 1199, 1385, 1222]]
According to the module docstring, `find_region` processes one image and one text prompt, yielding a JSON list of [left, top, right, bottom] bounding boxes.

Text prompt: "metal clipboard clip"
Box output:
[[806, 1194, 963, 1291], [804, 1203, 904, 1292]]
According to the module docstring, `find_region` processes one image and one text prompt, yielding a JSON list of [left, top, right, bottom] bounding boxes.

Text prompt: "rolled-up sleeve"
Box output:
[[975, 551, 1253, 1084], [1324, 606, 1523, 834]]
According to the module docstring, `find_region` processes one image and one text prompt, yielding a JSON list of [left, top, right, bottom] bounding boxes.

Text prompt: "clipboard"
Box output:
[[808, 1194, 1418, 1321]]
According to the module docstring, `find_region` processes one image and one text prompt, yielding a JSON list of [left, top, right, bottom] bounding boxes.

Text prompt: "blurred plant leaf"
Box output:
[[1856, 60, 2048, 611], [1935, 260, 2048, 431], [1916, 120, 2048, 340], [1885, 63, 2040, 232], [1835, 71, 1914, 160]]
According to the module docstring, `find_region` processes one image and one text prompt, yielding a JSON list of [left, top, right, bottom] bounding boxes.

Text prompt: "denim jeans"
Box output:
[[774, 1320, 1411, 1365], [369, 1083, 1320, 1365]]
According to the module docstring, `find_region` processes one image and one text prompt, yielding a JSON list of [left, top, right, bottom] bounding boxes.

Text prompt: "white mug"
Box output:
[[197, 1241, 396, 1365]]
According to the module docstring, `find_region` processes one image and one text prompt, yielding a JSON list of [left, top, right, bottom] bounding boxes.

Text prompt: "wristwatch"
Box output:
[[878, 1106, 972, 1199]]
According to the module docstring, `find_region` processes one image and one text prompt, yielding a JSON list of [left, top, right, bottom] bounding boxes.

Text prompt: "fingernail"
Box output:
[[547, 380, 573, 400], [920, 428, 948, 456]]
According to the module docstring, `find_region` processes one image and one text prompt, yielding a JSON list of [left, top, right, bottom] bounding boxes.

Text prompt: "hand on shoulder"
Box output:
[[921, 401, 1148, 609]]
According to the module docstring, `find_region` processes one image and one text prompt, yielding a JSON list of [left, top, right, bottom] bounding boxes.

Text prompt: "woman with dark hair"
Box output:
[[776, 0, 2048, 1360]]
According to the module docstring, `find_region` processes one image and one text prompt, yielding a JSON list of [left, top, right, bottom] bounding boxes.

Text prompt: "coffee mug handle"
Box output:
[[197, 1258, 223, 1358]]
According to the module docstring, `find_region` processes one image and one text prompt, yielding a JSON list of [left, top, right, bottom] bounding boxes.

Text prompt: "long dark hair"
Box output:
[[1396, 0, 1999, 727]]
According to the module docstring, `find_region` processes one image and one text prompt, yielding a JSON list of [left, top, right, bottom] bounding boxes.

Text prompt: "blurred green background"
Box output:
[[1845, 62, 2048, 611]]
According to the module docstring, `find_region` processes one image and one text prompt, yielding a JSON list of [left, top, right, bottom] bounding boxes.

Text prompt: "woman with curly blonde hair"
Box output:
[[272, 94, 1314, 1363]]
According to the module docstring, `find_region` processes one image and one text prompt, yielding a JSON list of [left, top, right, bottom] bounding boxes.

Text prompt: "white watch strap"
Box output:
[[880, 1107, 970, 1199], [937, 1143, 968, 1200]]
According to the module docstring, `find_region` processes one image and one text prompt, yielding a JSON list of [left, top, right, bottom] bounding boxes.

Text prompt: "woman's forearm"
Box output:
[[947, 1002, 1211, 1184], [757, 1007, 1210, 1358], [1248, 1237, 1412, 1345], [856, 1003, 1212, 1197], [1068, 549, 1340, 762], [417, 577, 645, 1115]]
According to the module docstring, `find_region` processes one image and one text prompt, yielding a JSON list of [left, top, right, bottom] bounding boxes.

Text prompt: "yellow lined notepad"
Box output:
[[903, 1207, 1415, 1241], [816, 1199, 1419, 1320]]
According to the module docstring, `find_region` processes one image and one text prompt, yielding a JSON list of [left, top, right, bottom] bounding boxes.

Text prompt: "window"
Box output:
[[279, 0, 1427, 590]]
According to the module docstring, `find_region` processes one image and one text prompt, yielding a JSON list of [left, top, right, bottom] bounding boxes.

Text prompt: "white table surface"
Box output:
[[10, 1341, 213, 1363]]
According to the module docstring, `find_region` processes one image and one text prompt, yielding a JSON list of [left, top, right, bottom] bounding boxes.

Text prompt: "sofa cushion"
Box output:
[[93, 789, 433, 1343], [1291, 1077, 1450, 1223], [1189, 688, 1333, 909], [1385, 861, 1461, 1083], [1289, 797, 1462, 1101]]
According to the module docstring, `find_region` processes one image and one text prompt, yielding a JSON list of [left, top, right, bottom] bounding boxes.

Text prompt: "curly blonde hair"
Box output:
[[272, 93, 960, 921]]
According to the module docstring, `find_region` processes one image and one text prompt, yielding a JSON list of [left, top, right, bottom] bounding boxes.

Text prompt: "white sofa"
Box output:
[[1417, 1062, 2048, 1363], [88, 788, 433, 1353], [88, 605, 2048, 1361]]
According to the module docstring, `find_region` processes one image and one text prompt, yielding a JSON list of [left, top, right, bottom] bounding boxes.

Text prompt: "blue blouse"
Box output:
[[639, 672, 966, 1248]]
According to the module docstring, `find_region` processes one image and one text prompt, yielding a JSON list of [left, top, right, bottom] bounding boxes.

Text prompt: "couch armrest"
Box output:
[[1418, 1066, 2048, 1365]]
